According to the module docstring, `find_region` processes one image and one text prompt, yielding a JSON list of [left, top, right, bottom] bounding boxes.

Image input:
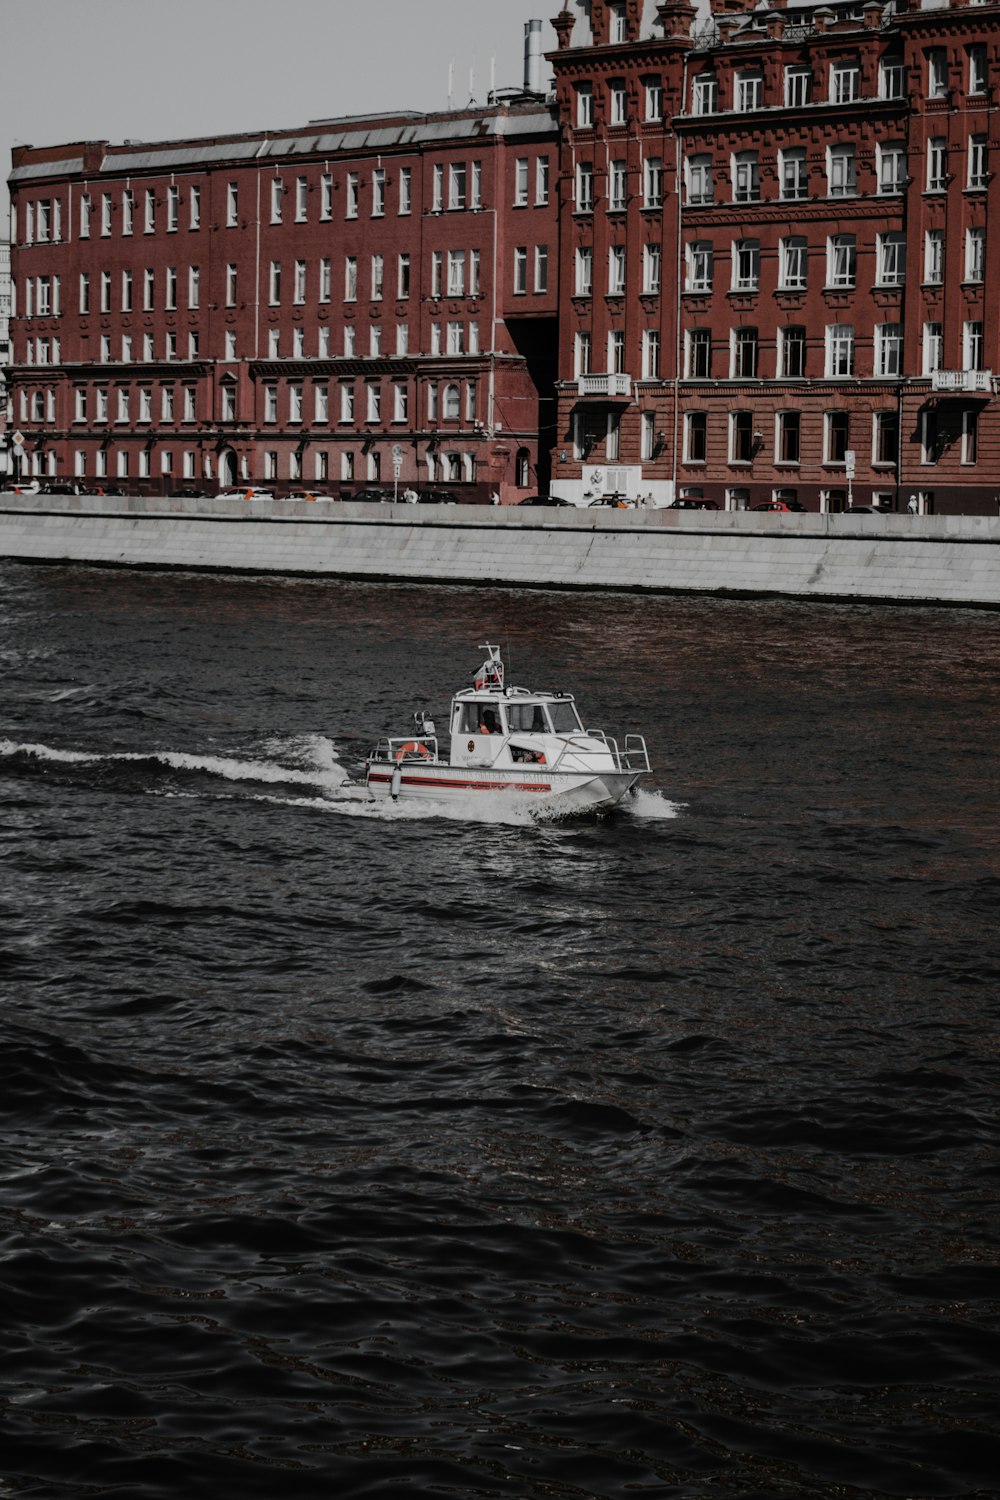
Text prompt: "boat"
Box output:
[[364, 644, 651, 812]]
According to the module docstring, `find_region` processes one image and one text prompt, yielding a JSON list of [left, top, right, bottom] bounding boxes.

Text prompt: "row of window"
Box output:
[[572, 320, 987, 382], [19, 375, 482, 429], [680, 408, 979, 468], [680, 226, 986, 295], [20, 316, 487, 366], [16, 150, 553, 248], [19, 445, 482, 486], [572, 46, 990, 130]]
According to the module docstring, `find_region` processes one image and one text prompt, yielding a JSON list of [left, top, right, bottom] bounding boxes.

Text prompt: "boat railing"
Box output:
[[370, 735, 440, 764], [622, 735, 651, 773]]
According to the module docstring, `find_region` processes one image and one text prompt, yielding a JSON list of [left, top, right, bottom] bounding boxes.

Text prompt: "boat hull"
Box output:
[[365, 762, 641, 811]]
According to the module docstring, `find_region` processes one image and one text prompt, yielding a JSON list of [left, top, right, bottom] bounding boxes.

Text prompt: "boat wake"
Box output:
[[0, 736, 679, 826]]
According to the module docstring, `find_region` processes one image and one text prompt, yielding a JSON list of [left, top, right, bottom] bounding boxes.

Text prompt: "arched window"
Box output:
[[443, 383, 460, 420], [516, 448, 531, 488]]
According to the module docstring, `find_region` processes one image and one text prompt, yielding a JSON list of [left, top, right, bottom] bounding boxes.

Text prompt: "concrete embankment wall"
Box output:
[[2, 493, 999, 607]]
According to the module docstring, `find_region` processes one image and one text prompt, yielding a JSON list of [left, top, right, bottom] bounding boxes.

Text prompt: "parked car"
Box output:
[[38, 482, 81, 496], [668, 497, 719, 510], [843, 505, 876, 514], [588, 494, 632, 508], [167, 488, 211, 499], [282, 491, 330, 502], [219, 487, 274, 501], [517, 495, 573, 507], [348, 488, 392, 503], [416, 489, 459, 504], [752, 499, 805, 512]]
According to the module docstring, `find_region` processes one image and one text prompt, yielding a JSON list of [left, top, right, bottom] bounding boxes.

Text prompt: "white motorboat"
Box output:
[[365, 644, 651, 812]]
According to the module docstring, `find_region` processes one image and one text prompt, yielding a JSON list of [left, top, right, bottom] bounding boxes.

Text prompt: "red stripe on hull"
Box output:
[[368, 771, 552, 793]]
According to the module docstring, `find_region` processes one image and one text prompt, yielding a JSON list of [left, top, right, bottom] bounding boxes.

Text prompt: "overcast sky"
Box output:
[[2, 0, 556, 226]]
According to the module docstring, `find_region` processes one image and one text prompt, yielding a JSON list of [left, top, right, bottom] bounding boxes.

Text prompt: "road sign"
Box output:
[[844, 450, 856, 478], [391, 444, 404, 462], [393, 461, 402, 477], [11, 430, 24, 448]]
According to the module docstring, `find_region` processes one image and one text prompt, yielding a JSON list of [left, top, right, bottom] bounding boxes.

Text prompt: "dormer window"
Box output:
[[609, 3, 627, 44]]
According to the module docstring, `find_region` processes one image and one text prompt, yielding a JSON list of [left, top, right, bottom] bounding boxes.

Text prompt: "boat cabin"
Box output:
[[450, 687, 584, 768]]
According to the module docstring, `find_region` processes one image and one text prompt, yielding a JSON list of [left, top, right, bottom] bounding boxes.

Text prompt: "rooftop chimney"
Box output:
[[524, 20, 545, 93]]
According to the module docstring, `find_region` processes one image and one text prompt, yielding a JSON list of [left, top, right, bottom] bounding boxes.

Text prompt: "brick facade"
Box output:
[[7, 105, 558, 501], [7, 0, 1000, 513]]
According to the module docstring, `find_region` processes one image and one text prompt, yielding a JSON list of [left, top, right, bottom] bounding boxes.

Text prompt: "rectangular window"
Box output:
[[189, 184, 201, 230], [968, 135, 988, 190], [345, 256, 357, 302], [268, 260, 280, 305], [79, 273, 90, 313], [346, 171, 359, 218], [780, 236, 807, 290], [876, 322, 903, 376], [878, 143, 907, 195], [314, 383, 329, 423], [687, 329, 711, 379], [736, 71, 763, 111], [609, 81, 627, 125], [692, 73, 717, 114], [926, 137, 947, 192], [270, 177, 283, 224], [785, 66, 811, 107], [732, 239, 760, 291], [295, 175, 308, 222], [372, 167, 386, 217], [575, 246, 590, 298], [831, 59, 860, 104], [608, 245, 626, 296], [965, 226, 985, 282], [921, 411, 939, 465], [686, 241, 713, 292], [826, 411, 850, 464], [576, 82, 594, 127], [188, 266, 200, 309], [371, 254, 384, 301], [183, 386, 197, 421], [396, 323, 409, 357], [608, 330, 626, 375], [873, 411, 899, 466], [923, 321, 944, 375], [609, 159, 627, 212], [877, 232, 906, 286], [431, 251, 443, 298], [828, 145, 856, 197], [122, 189, 133, 236], [732, 151, 760, 204], [928, 48, 948, 99], [826, 325, 855, 377], [643, 242, 661, 294], [924, 229, 944, 284], [515, 157, 529, 206], [880, 57, 905, 100], [962, 410, 978, 465], [780, 149, 808, 201], [320, 173, 333, 220], [100, 271, 111, 312], [685, 411, 707, 463], [399, 167, 412, 214], [731, 411, 754, 464], [167, 185, 179, 232], [318, 257, 331, 304], [470, 161, 482, 209], [514, 247, 528, 295], [534, 244, 548, 294], [396, 253, 410, 300], [644, 78, 663, 121], [963, 319, 984, 370], [288, 383, 303, 423], [441, 249, 462, 298], [576, 162, 594, 212], [101, 193, 112, 237], [121, 269, 133, 312], [642, 329, 661, 380], [969, 44, 988, 96], [827, 234, 857, 288], [644, 156, 663, 208], [80, 194, 91, 238], [574, 331, 592, 378], [732, 327, 759, 379], [686, 154, 713, 205], [777, 411, 801, 464], [227, 181, 238, 226], [366, 384, 381, 423], [610, 3, 627, 43], [448, 163, 466, 211]]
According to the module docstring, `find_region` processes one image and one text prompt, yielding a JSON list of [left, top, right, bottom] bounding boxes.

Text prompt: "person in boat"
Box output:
[[479, 707, 501, 734]]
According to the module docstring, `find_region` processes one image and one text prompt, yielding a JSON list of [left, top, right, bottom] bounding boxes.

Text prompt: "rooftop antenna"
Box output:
[[489, 55, 496, 103], [448, 58, 454, 111]]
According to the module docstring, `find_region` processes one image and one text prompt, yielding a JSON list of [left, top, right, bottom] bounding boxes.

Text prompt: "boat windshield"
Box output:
[[546, 700, 583, 734]]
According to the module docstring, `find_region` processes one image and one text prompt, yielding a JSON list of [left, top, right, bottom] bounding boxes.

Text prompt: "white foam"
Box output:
[[627, 787, 682, 820]]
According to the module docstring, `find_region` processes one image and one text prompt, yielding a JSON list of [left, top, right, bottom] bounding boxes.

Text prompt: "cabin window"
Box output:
[[507, 703, 549, 733], [457, 702, 506, 734], [547, 700, 583, 734]]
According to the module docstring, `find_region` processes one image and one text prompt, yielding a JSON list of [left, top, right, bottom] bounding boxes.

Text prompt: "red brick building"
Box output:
[[7, 0, 1000, 514], [7, 100, 558, 501], [550, 0, 1000, 513]]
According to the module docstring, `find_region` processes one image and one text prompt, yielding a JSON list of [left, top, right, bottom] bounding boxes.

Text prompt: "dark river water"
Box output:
[[2, 561, 998, 1500]]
